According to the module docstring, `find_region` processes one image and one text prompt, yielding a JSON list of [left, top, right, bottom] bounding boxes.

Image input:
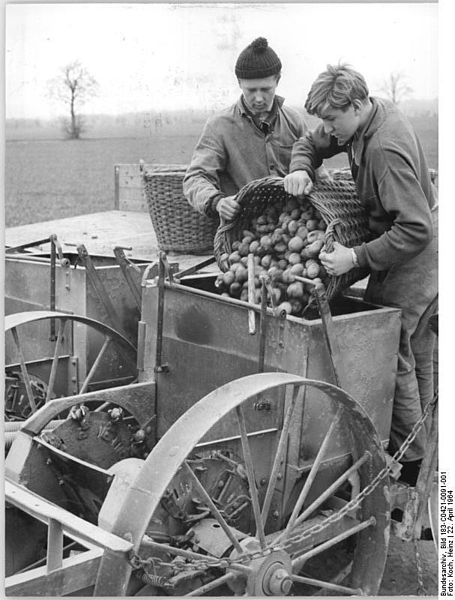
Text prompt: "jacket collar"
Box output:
[[351, 97, 388, 165], [237, 94, 285, 117]]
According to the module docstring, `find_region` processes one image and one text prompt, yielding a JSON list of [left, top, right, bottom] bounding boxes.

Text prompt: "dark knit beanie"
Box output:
[[235, 37, 282, 79]]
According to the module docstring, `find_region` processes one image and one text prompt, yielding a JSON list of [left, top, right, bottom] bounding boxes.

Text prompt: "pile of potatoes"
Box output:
[[215, 196, 329, 316]]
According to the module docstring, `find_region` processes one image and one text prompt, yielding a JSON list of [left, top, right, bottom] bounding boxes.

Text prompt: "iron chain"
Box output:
[[129, 394, 438, 577]]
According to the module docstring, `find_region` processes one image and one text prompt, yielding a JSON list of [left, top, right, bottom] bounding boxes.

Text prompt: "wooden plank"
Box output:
[[5, 548, 102, 596], [47, 519, 63, 572], [5, 480, 133, 553], [116, 163, 188, 213]]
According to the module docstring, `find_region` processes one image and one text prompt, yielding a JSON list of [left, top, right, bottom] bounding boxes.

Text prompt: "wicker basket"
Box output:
[[142, 165, 218, 254], [214, 176, 371, 300]]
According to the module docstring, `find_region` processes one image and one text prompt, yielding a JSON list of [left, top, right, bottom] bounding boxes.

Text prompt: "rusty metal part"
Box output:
[[76, 244, 130, 341], [155, 253, 169, 373], [5, 311, 137, 420], [295, 277, 341, 387], [247, 253, 256, 335], [93, 372, 389, 596], [113, 246, 142, 310], [258, 277, 268, 372], [5, 237, 52, 253], [174, 256, 216, 280], [140, 279, 400, 446]]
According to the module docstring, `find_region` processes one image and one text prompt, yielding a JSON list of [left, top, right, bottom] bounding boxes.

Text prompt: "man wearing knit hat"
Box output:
[[183, 37, 310, 220]]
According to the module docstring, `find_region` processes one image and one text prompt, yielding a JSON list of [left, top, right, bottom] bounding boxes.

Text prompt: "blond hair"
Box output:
[[305, 64, 369, 116]]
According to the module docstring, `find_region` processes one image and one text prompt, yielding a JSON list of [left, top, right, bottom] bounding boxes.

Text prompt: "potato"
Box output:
[[305, 239, 324, 258], [229, 282, 242, 297], [274, 242, 287, 254], [287, 282, 305, 299], [261, 254, 272, 269], [306, 219, 319, 231], [228, 251, 241, 264], [306, 262, 320, 279], [249, 240, 260, 254], [288, 236, 305, 253], [288, 220, 299, 235], [260, 235, 273, 251], [238, 242, 250, 257], [288, 252, 301, 265], [277, 301, 293, 316], [290, 263, 304, 277], [234, 265, 248, 283], [296, 226, 308, 240], [223, 271, 235, 286], [268, 266, 283, 282], [307, 230, 325, 244], [282, 269, 296, 284]]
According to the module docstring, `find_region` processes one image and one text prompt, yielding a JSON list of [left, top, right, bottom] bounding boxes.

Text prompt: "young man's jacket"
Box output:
[[289, 97, 437, 271], [183, 95, 307, 217]]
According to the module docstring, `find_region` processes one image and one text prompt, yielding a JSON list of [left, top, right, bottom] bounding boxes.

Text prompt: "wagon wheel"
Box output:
[[95, 372, 390, 597], [4, 311, 137, 421]]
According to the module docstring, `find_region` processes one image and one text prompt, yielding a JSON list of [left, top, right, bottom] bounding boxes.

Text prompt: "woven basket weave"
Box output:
[[142, 165, 218, 254], [214, 176, 371, 300]]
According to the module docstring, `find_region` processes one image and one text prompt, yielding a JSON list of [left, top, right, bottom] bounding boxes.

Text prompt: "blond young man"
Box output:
[[284, 64, 438, 485]]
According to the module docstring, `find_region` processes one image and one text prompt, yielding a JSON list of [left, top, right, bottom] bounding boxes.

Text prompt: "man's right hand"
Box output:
[[217, 195, 240, 221], [284, 170, 313, 196]]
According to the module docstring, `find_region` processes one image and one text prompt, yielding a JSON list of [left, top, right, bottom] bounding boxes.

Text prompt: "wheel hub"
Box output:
[[230, 537, 293, 596]]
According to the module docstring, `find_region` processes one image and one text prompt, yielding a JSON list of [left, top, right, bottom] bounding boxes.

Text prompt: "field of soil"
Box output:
[[4, 122, 439, 596], [5, 113, 437, 229]]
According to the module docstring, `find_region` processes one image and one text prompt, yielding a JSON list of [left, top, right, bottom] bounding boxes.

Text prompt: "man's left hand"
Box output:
[[319, 242, 354, 276]]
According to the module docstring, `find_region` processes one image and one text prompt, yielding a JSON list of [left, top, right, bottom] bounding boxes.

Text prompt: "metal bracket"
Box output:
[[295, 276, 341, 387], [113, 246, 142, 310], [76, 244, 129, 341], [155, 252, 170, 374]]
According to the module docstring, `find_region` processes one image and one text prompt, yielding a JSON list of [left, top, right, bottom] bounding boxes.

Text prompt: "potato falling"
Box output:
[[215, 197, 329, 317]]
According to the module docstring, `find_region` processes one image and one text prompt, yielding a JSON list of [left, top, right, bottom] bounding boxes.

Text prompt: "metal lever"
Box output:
[[113, 246, 142, 310], [76, 244, 131, 342], [155, 252, 170, 373], [294, 276, 341, 387], [49, 234, 70, 340]]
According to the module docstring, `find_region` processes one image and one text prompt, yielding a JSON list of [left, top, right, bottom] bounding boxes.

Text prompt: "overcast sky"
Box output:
[[6, 2, 438, 120]]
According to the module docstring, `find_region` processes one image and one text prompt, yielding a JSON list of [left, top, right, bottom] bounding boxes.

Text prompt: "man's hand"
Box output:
[[319, 242, 355, 276], [217, 195, 240, 221], [284, 170, 313, 196]]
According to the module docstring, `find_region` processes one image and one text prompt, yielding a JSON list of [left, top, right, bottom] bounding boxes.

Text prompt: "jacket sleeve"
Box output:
[[354, 147, 434, 271], [183, 119, 226, 217], [290, 123, 345, 179]]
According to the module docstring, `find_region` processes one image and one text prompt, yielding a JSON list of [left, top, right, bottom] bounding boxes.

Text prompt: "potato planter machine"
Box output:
[[3, 164, 438, 596]]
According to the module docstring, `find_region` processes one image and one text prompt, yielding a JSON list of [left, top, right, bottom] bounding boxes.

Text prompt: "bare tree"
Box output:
[[379, 71, 413, 105], [47, 61, 98, 139]]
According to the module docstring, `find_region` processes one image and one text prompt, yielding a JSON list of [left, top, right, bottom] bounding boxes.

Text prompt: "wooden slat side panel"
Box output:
[[5, 549, 102, 596], [116, 163, 188, 213]]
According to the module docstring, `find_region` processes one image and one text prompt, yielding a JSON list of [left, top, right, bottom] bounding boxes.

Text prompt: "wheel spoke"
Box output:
[[182, 461, 244, 554], [186, 572, 236, 596], [291, 516, 375, 572], [261, 383, 302, 524], [291, 573, 362, 595], [277, 407, 341, 543], [46, 318, 67, 402], [293, 451, 370, 527], [235, 405, 266, 548], [10, 326, 37, 413], [79, 335, 111, 394], [140, 536, 251, 575]]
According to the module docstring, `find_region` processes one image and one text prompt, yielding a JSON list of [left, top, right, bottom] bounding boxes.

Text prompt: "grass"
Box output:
[[5, 115, 438, 228]]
